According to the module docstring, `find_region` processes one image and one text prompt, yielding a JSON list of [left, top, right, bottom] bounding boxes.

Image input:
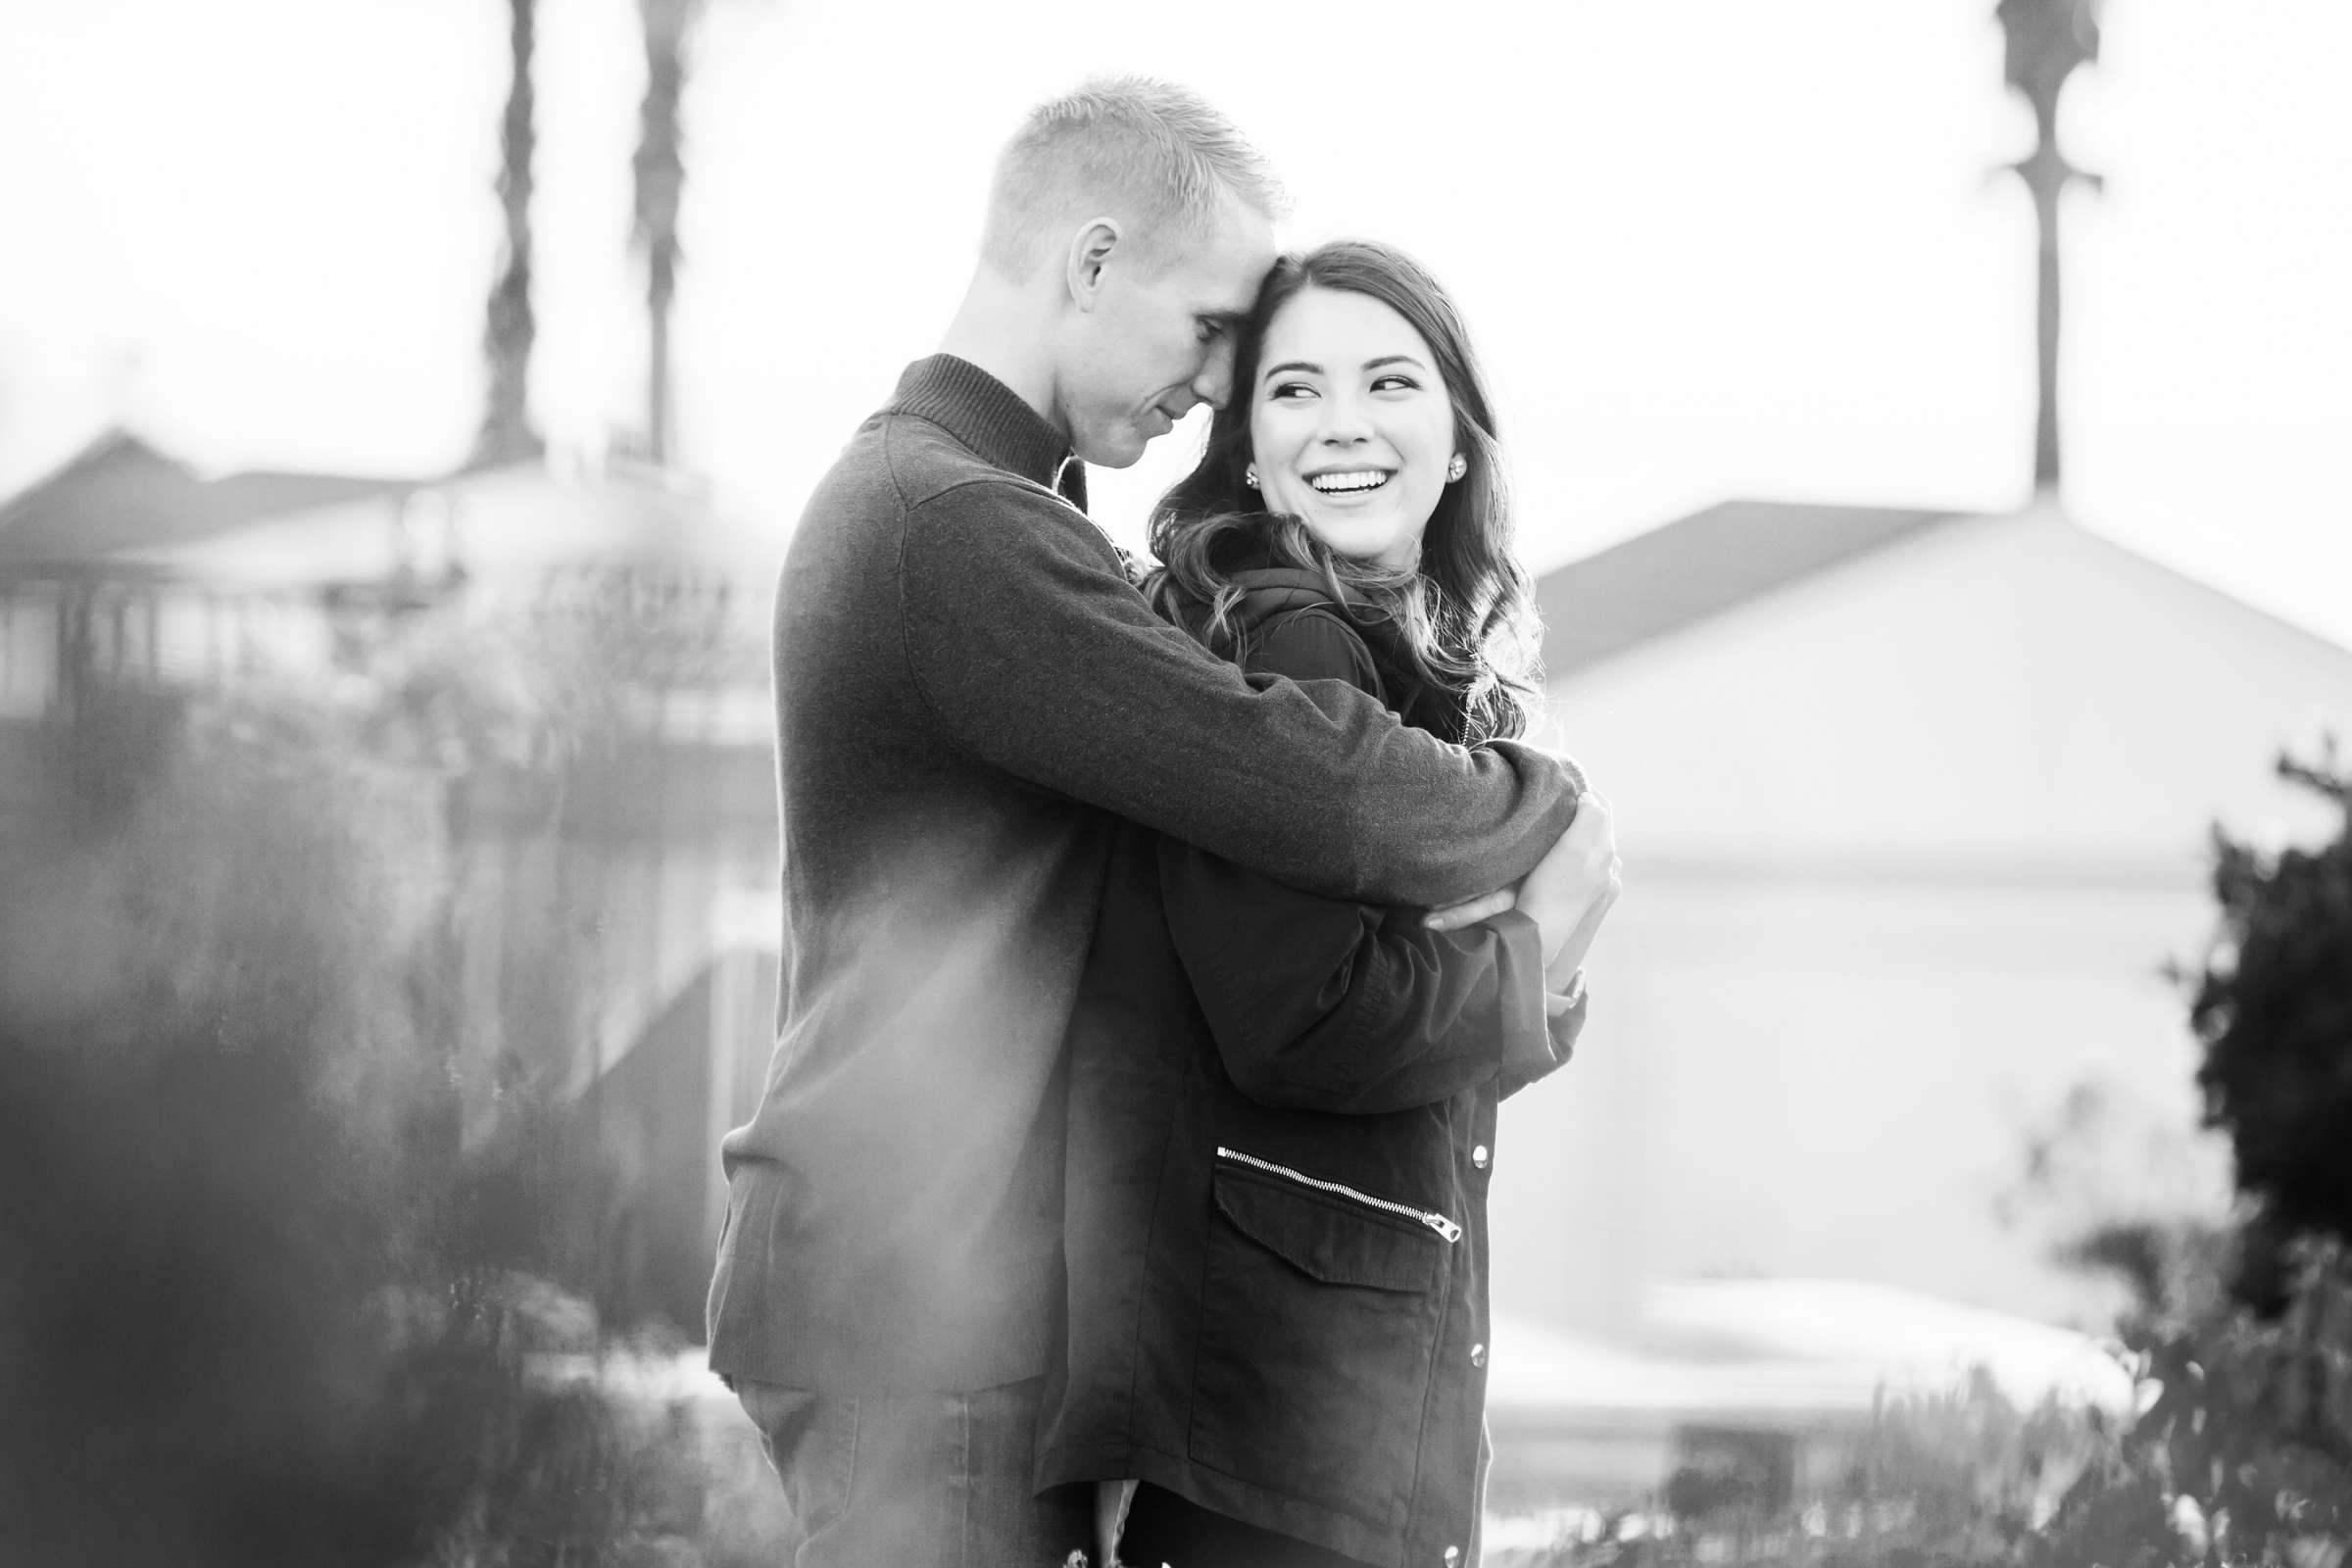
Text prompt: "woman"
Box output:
[[1036, 240, 1621, 1568]]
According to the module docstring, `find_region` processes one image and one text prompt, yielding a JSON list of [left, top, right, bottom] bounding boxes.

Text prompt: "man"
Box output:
[[710, 76, 1608, 1566]]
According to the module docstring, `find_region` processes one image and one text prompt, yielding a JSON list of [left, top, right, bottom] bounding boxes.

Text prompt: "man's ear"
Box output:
[[1064, 218, 1121, 314]]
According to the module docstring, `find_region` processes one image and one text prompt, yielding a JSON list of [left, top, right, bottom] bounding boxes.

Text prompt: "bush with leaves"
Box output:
[[1513, 1373, 2132, 1568], [0, 630, 767, 1567], [2184, 748, 2352, 1313]]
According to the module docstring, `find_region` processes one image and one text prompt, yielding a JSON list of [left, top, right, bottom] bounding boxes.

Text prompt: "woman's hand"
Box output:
[[1422, 884, 1518, 932], [1517, 791, 1621, 974], [1543, 876, 1619, 996], [1421, 790, 1622, 971]]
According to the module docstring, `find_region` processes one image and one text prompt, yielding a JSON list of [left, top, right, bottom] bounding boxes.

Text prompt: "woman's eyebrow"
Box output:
[[1262, 354, 1428, 382]]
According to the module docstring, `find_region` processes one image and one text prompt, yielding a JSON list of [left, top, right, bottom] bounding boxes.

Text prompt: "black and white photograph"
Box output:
[[3, 2, 2349, 1565]]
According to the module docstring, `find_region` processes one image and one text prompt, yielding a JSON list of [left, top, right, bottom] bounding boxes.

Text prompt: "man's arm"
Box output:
[[1158, 848, 1562, 1114], [1151, 608, 1562, 1113], [896, 480, 1579, 906]]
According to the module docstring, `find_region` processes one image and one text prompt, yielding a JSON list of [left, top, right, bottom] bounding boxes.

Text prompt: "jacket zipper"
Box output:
[[1216, 1147, 1463, 1244]]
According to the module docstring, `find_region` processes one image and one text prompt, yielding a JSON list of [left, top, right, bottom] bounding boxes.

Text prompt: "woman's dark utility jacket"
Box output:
[[1035, 559, 1585, 1568]]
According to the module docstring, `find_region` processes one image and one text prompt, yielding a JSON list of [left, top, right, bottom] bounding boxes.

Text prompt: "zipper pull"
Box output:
[[1423, 1213, 1465, 1244]]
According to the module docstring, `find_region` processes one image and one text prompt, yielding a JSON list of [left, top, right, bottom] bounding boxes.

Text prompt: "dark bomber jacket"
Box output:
[[1036, 558, 1585, 1568], [707, 357, 1583, 1395]]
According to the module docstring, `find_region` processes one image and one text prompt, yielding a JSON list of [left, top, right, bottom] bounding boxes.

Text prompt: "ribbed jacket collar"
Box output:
[[887, 354, 1088, 511]]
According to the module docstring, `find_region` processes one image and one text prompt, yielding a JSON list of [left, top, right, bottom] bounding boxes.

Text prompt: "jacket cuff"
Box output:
[[1480, 907, 1559, 1087], [1545, 979, 1588, 1062]]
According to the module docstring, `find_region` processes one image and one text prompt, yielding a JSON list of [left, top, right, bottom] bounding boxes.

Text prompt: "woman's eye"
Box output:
[[1372, 373, 1421, 393], [1267, 381, 1318, 401]]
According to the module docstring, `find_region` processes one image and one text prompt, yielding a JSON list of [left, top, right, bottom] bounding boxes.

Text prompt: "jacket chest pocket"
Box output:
[[1187, 1151, 1452, 1535]]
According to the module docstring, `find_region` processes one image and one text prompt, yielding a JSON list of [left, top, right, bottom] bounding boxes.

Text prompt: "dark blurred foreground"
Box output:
[[0, 509, 789, 1566]]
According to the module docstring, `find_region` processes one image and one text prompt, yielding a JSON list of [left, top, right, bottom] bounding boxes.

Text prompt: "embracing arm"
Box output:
[[896, 480, 1578, 907], [1155, 609, 1576, 1114]]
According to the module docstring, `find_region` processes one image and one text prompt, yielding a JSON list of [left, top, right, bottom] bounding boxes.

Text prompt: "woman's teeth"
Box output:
[[1308, 470, 1390, 494]]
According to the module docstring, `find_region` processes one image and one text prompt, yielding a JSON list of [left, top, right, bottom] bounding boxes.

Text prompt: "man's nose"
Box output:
[[1192, 336, 1239, 411]]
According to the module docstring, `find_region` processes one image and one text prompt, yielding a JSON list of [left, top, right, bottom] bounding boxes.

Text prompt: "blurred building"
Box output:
[[0, 431, 415, 714], [0, 429, 782, 1336], [1483, 495, 2352, 1500]]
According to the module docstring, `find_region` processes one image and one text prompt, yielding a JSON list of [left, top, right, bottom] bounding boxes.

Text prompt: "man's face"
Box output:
[[1056, 192, 1278, 469]]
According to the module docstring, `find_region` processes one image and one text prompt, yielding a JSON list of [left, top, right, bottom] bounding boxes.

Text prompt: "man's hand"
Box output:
[[1517, 791, 1621, 972], [1423, 790, 1622, 959]]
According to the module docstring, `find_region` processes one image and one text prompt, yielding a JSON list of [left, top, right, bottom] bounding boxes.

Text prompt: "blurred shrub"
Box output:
[[1522, 1374, 2120, 1568], [2035, 1234, 2352, 1567], [0, 637, 763, 1566], [2182, 747, 2352, 1313]]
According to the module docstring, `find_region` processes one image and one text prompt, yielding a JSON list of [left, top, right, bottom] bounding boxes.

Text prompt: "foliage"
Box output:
[[1508, 1322, 2347, 1568], [2183, 747, 2352, 1311], [2092, 1239, 2352, 1564], [2, 668, 464, 1565], [1996, 0, 2101, 112], [1514, 1375, 2127, 1568], [0, 647, 763, 1566]]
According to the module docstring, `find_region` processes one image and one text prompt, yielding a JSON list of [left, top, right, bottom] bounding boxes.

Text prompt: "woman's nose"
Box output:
[[1316, 392, 1373, 444]]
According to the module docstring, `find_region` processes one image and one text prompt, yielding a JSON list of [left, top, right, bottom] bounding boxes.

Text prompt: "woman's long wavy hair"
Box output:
[[1143, 239, 1544, 745]]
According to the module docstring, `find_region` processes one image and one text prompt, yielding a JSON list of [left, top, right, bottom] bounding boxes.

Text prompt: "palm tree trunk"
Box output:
[[475, 0, 544, 467], [633, 0, 702, 468], [1995, 0, 2100, 502]]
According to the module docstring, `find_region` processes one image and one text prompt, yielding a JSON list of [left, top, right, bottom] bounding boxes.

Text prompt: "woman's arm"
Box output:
[[1157, 608, 1569, 1115]]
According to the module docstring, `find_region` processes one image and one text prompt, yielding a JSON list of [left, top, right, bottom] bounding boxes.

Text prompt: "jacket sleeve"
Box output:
[[895, 479, 1580, 908], [1502, 986, 1587, 1102], [1155, 609, 1567, 1114]]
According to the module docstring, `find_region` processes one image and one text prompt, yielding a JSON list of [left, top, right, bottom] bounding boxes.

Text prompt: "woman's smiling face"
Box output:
[[1248, 285, 1459, 570]]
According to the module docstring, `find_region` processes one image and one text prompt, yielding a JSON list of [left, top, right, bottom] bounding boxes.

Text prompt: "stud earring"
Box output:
[[1446, 455, 1468, 482], [1244, 465, 1260, 489]]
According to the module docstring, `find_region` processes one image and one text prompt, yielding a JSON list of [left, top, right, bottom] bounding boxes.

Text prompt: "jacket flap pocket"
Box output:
[[1210, 1166, 1441, 1294]]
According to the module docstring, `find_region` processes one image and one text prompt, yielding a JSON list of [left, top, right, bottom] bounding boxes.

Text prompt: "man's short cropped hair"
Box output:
[[979, 75, 1290, 281]]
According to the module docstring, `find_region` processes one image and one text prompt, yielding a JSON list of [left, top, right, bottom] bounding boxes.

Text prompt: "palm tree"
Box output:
[[475, 0, 544, 467], [1994, 0, 2103, 497], [631, 0, 707, 467]]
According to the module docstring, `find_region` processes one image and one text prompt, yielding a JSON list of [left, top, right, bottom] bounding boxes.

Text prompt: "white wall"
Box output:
[[1542, 509, 2347, 866], [1496, 511, 2352, 1337]]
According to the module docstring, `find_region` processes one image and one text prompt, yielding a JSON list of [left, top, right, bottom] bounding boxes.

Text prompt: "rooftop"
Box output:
[[1535, 500, 1966, 674], [0, 429, 414, 571]]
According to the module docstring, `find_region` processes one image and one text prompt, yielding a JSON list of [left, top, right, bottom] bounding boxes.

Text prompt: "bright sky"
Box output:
[[3, 0, 2347, 644]]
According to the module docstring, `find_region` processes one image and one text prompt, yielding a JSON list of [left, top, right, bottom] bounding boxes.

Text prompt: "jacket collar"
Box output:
[[1213, 536, 1467, 742], [1218, 532, 1371, 626], [887, 354, 1088, 511], [1224, 564, 1362, 624]]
